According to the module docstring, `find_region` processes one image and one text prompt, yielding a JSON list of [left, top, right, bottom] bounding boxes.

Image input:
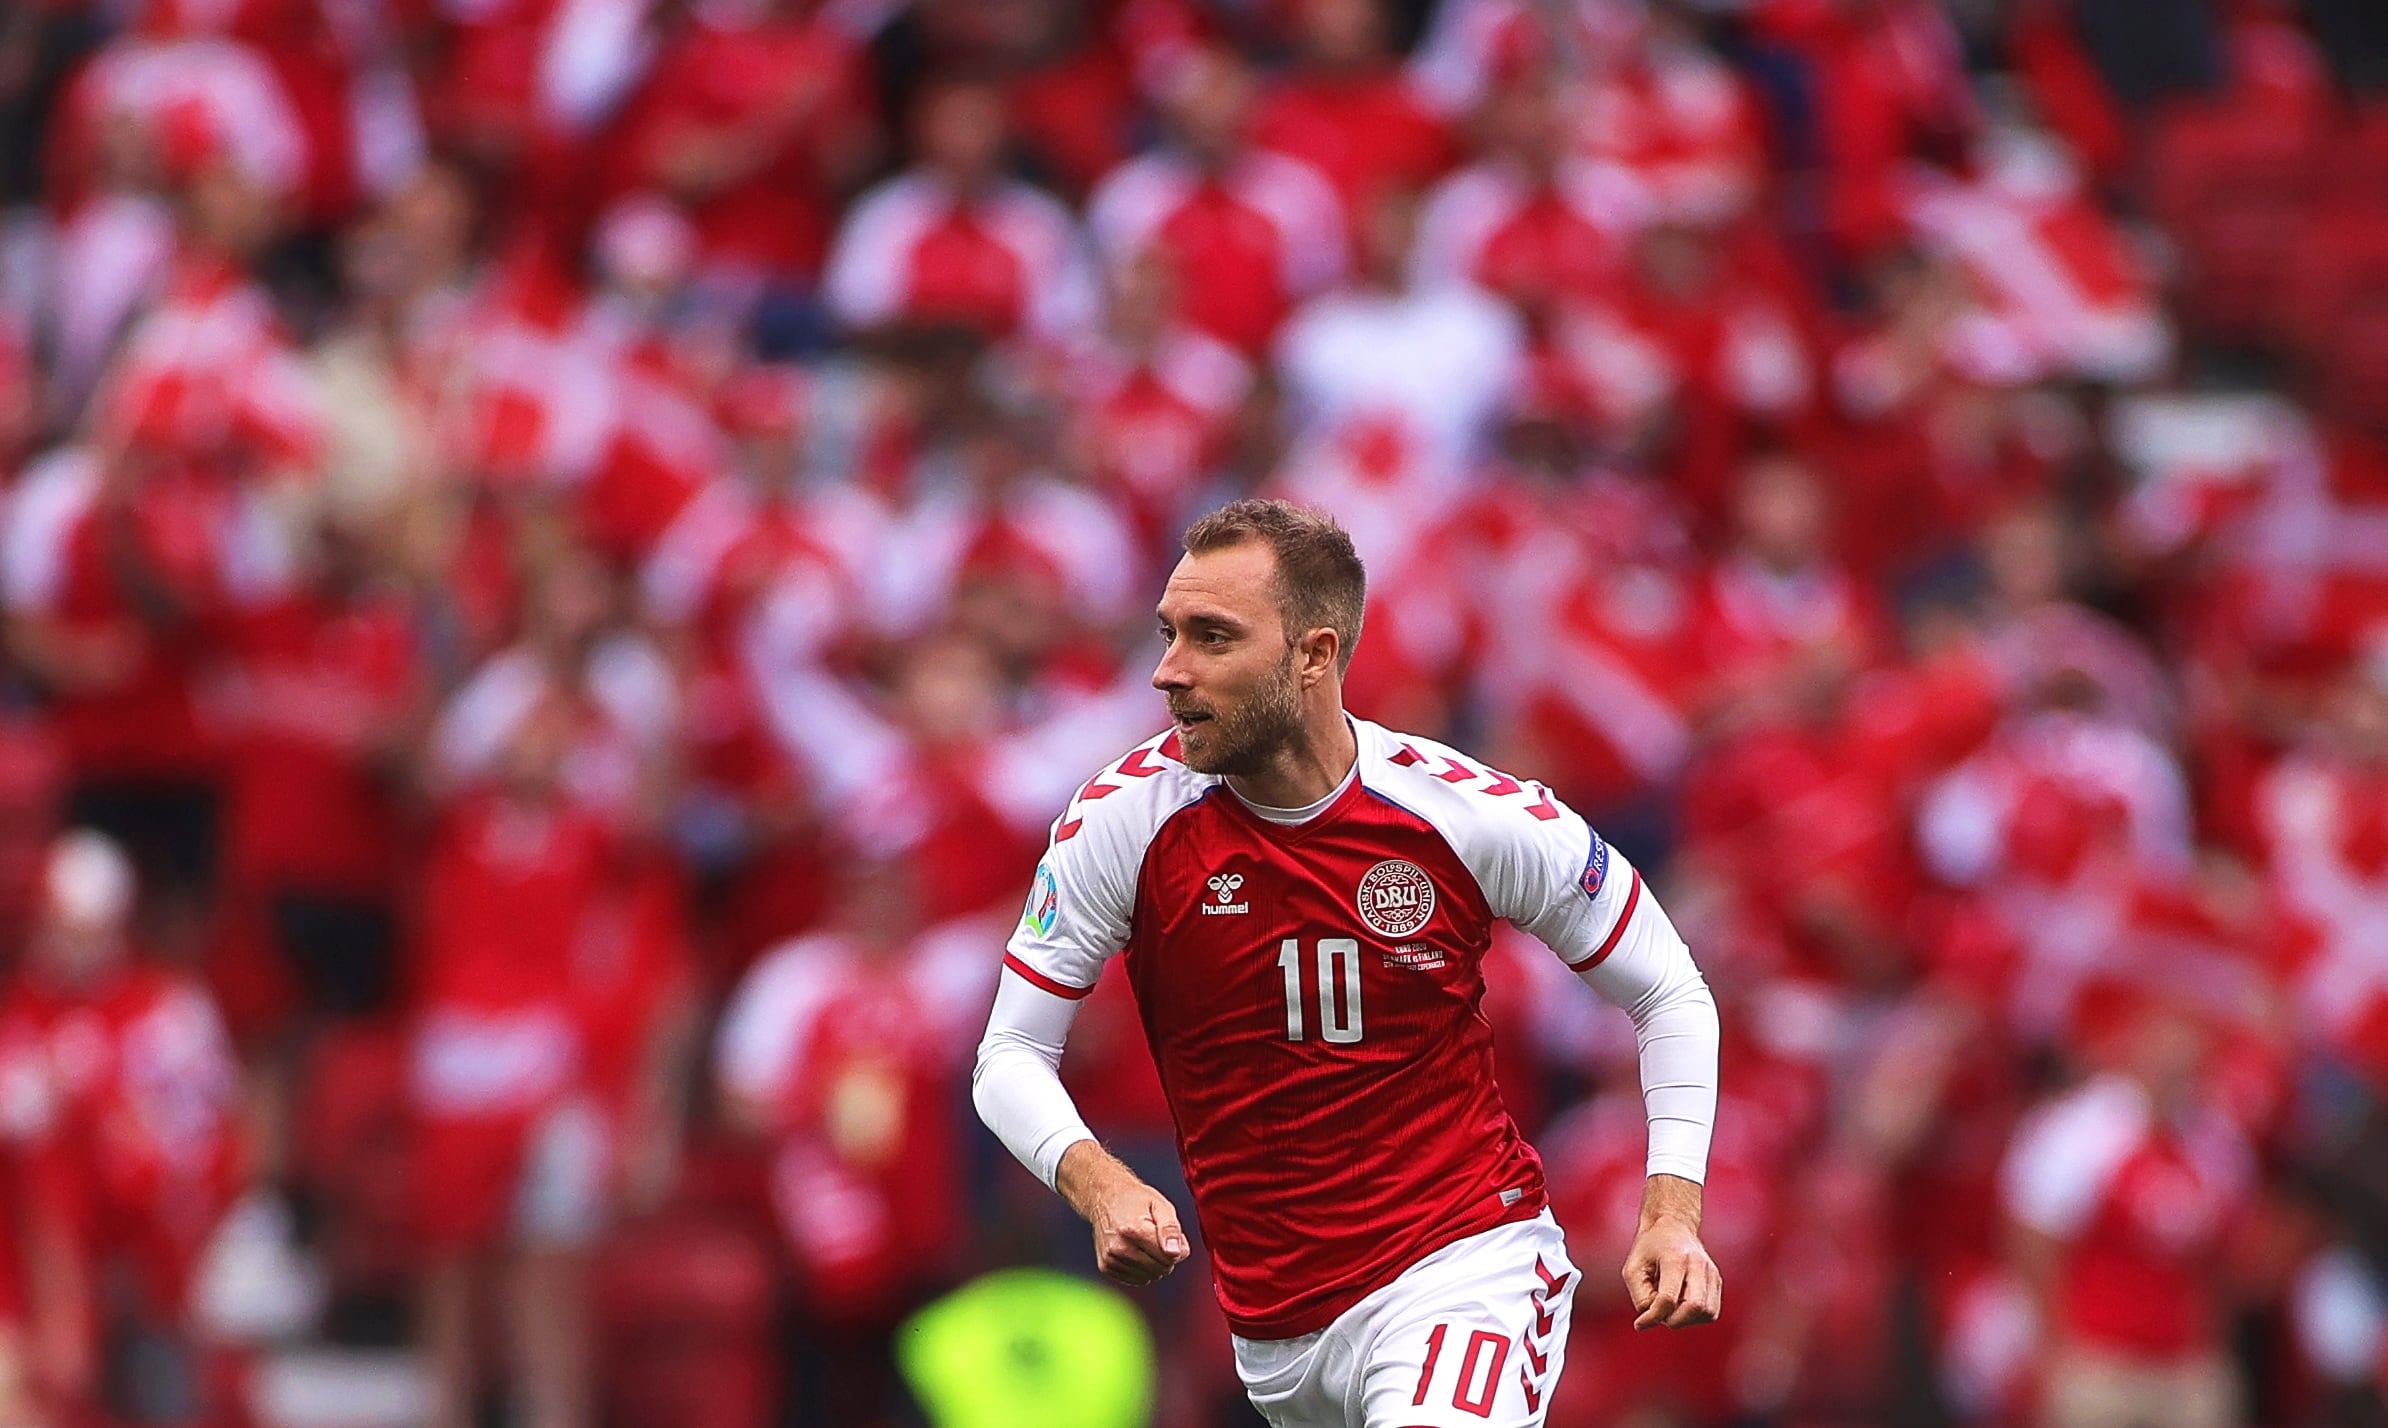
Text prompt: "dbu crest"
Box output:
[[1356, 859, 1435, 938]]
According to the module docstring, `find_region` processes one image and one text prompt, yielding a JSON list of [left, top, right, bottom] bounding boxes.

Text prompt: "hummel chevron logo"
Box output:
[[1534, 1257, 1571, 1296]]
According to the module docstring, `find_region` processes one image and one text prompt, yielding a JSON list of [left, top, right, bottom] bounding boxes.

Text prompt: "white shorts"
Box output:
[[1233, 1211, 1578, 1428]]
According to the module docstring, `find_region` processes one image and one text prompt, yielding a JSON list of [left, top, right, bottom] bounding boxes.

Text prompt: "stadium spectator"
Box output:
[[1087, 44, 1347, 356], [605, 0, 878, 329], [1411, 66, 1642, 322], [1252, 0, 1456, 228], [0, 830, 243, 1425], [412, 603, 693, 1428], [821, 74, 1098, 346], [716, 842, 987, 1425], [2000, 962, 2260, 1428], [1274, 185, 1521, 583]]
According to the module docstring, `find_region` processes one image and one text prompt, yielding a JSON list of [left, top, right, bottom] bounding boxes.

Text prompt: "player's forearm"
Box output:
[[972, 1041, 1097, 1189], [1633, 977, 1719, 1183], [1577, 889, 1720, 1184], [972, 972, 1098, 1190]]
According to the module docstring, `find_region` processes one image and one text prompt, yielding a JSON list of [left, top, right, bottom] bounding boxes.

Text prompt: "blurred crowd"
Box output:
[[0, 0, 2386, 1425]]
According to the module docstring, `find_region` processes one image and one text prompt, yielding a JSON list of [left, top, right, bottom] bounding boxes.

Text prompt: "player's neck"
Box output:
[[1225, 710, 1359, 810]]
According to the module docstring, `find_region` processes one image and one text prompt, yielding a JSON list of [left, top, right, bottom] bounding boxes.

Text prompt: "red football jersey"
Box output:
[[1005, 718, 1649, 1338]]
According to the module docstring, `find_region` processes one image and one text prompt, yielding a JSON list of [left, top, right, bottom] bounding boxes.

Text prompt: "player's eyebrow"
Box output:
[[1158, 607, 1245, 634]]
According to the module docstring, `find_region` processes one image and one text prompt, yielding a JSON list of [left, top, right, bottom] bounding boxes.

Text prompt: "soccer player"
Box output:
[[975, 500, 1722, 1427]]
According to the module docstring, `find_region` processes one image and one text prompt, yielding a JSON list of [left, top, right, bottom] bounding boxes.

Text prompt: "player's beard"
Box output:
[[1174, 646, 1306, 778]]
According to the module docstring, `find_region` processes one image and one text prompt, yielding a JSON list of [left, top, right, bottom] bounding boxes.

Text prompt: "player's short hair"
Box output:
[[1182, 499, 1366, 673]]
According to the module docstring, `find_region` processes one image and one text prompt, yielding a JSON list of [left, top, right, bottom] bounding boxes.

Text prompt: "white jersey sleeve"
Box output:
[[1357, 722, 1660, 965], [1002, 804, 1137, 998], [973, 972, 1096, 1188], [979, 732, 1218, 1187], [1000, 731, 1215, 996], [1361, 721, 1719, 1183]]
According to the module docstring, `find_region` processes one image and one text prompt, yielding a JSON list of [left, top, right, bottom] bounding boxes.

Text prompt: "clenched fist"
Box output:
[[1057, 1140, 1191, 1287], [1621, 1173, 1723, 1330]]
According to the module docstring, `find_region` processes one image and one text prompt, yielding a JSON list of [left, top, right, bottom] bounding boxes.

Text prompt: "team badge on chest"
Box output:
[[1356, 859, 1435, 938]]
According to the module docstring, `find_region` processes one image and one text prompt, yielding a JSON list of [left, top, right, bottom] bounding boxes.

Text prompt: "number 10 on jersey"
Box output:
[[1277, 938, 1363, 1043]]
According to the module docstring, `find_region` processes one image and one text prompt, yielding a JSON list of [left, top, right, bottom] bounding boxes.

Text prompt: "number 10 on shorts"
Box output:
[[1413, 1323, 1510, 1418], [1276, 938, 1363, 1043]]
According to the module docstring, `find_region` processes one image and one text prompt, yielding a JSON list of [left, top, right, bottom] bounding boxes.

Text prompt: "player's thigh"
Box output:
[[1359, 1231, 1578, 1428], [1235, 1329, 1346, 1428]]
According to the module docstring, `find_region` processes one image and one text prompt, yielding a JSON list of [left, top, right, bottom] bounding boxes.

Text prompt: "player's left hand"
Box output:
[[1622, 1177, 1722, 1330]]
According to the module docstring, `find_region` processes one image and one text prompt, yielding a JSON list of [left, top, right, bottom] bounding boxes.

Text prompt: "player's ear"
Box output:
[[1297, 626, 1339, 686]]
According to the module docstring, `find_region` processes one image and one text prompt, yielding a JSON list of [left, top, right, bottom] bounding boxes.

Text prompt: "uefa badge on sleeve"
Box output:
[[1581, 831, 1610, 900], [1023, 861, 1060, 938]]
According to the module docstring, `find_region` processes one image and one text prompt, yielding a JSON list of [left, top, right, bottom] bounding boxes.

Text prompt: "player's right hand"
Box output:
[[1057, 1140, 1191, 1287]]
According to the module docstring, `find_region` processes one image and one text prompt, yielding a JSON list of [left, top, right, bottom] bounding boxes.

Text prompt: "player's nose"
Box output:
[[1152, 644, 1191, 692]]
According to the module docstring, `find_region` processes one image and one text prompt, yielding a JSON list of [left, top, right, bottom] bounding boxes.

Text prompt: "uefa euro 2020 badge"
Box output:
[[1023, 860, 1060, 938]]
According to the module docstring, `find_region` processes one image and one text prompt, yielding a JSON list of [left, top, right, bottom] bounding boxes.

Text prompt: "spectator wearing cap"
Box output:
[[637, 363, 861, 962], [641, 362, 848, 680]]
